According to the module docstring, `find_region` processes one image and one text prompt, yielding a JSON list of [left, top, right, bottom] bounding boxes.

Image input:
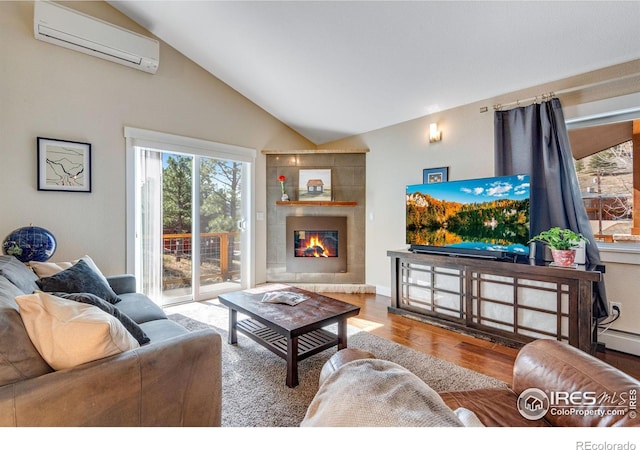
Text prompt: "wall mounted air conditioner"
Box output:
[[34, 1, 159, 74]]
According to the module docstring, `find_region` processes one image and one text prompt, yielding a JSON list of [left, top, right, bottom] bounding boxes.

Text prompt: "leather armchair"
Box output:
[[313, 339, 639, 427]]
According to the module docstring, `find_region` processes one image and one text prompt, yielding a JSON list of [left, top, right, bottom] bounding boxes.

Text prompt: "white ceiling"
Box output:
[[108, 1, 640, 145]]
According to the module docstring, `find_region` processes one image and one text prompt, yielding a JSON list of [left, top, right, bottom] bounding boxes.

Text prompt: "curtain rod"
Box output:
[[480, 72, 640, 113], [490, 92, 555, 112]]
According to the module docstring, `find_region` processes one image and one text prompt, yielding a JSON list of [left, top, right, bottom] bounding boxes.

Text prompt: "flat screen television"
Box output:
[[406, 174, 531, 260]]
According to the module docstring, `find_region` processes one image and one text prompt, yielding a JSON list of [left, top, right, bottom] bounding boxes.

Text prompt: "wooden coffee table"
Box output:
[[218, 285, 361, 388]]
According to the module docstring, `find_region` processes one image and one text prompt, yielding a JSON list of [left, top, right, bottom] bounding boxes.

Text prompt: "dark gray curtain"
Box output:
[[495, 98, 608, 320]]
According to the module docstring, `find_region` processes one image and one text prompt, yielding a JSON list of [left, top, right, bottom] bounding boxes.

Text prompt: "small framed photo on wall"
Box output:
[[423, 167, 448, 184], [37, 137, 92, 192]]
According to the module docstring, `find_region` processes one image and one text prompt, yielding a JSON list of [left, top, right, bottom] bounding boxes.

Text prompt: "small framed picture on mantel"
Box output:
[[298, 168, 332, 201], [423, 167, 448, 184]]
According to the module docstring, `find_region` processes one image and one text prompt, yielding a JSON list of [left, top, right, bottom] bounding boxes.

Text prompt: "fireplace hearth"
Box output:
[[286, 216, 347, 273]]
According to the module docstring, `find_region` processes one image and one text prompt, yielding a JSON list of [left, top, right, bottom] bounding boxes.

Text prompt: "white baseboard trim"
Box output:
[[598, 329, 640, 356]]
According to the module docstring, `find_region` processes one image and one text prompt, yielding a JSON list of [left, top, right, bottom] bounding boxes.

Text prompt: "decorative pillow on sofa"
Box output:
[[15, 292, 139, 371], [29, 255, 108, 283], [36, 259, 121, 305], [54, 292, 150, 345], [0, 255, 40, 294]]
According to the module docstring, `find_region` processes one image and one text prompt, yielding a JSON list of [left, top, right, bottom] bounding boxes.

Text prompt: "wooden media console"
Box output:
[[387, 249, 603, 354]]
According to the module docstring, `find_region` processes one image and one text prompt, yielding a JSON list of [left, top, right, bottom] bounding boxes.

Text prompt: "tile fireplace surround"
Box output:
[[266, 150, 371, 292]]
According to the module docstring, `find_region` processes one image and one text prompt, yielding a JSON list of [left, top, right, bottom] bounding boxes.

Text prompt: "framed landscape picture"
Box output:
[[423, 166, 448, 184], [37, 137, 91, 192], [298, 168, 332, 201]]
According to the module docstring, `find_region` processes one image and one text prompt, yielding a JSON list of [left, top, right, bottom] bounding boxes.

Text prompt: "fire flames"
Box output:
[[300, 234, 330, 257]]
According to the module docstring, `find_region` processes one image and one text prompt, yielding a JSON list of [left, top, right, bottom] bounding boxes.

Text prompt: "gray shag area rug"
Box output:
[[166, 299, 508, 427]]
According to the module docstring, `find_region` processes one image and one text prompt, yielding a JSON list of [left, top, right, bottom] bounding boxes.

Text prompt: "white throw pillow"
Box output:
[[15, 292, 139, 370], [29, 255, 108, 282]]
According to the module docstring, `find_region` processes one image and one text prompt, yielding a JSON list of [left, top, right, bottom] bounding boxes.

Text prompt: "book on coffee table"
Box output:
[[261, 291, 309, 306]]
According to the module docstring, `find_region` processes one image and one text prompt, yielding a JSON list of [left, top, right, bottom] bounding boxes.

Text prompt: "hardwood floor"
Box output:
[[328, 291, 640, 385]]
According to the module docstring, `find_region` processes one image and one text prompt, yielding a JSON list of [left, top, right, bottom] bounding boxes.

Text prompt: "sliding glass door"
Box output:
[[126, 128, 255, 306], [193, 156, 245, 303]]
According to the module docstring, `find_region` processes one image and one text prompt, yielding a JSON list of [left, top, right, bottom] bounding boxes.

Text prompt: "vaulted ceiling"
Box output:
[[108, 1, 640, 145]]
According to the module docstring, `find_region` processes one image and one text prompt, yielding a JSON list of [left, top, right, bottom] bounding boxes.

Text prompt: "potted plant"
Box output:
[[528, 227, 588, 267]]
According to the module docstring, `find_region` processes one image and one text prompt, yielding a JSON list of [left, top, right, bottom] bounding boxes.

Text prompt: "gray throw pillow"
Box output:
[[54, 292, 150, 345], [36, 259, 121, 305], [0, 255, 40, 294]]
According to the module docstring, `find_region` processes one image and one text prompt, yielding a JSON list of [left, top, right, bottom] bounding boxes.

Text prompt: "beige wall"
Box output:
[[321, 61, 640, 354], [0, 1, 313, 281]]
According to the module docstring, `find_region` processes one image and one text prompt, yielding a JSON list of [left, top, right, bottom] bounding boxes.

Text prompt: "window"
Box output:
[[568, 118, 639, 244], [574, 140, 633, 240]]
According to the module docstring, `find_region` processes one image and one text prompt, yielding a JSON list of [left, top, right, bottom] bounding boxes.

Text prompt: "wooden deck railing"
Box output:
[[162, 232, 240, 288]]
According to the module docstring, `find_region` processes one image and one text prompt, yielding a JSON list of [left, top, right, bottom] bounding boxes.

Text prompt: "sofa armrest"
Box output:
[[319, 348, 376, 386], [512, 339, 639, 427], [107, 274, 136, 295], [0, 329, 222, 426]]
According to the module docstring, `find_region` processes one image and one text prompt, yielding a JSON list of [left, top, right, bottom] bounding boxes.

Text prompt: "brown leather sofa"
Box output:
[[313, 339, 639, 427], [0, 255, 222, 426]]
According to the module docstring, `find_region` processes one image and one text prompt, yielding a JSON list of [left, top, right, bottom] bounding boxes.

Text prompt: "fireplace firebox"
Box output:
[[286, 216, 347, 273]]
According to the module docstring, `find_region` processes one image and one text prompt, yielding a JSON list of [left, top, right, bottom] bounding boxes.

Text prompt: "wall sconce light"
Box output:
[[429, 123, 442, 143]]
